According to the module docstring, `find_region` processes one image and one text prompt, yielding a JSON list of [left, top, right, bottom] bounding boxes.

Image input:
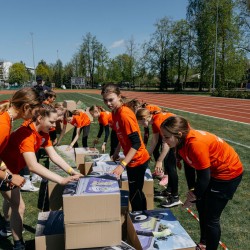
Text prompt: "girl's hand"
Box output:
[[66, 145, 72, 151], [11, 174, 26, 188], [60, 175, 80, 185], [112, 165, 124, 178], [155, 161, 163, 175], [93, 138, 99, 145], [183, 190, 197, 208], [101, 143, 106, 153]]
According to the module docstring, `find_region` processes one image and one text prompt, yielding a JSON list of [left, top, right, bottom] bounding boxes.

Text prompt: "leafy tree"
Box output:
[[36, 60, 52, 83], [79, 32, 105, 87], [8, 62, 29, 85], [142, 17, 173, 91]]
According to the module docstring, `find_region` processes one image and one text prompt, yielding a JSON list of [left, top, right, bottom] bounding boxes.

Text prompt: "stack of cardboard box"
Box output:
[[63, 176, 121, 249]]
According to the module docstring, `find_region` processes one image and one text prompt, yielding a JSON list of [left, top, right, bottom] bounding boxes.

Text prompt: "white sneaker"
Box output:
[[31, 174, 42, 183], [21, 179, 39, 192]]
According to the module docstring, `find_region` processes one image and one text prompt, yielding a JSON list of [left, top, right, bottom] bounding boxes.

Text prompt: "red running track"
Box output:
[[120, 91, 250, 124], [1, 89, 249, 124]]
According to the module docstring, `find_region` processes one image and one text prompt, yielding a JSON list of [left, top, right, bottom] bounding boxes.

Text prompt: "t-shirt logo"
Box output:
[[115, 121, 119, 130], [41, 138, 45, 145]]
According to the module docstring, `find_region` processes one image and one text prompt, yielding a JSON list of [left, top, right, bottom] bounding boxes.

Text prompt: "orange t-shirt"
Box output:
[[0, 112, 11, 155], [178, 129, 243, 180], [145, 104, 161, 112], [1, 122, 52, 174], [70, 112, 91, 128], [112, 105, 150, 167], [152, 112, 175, 133], [98, 111, 113, 128]]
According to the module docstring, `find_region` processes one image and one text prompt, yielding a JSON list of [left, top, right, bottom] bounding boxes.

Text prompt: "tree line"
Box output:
[[7, 0, 250, 93]]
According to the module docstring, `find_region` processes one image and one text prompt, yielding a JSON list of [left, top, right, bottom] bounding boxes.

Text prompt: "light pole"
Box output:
[[30, 32, 36, 82], [212, 0, 219, 92]]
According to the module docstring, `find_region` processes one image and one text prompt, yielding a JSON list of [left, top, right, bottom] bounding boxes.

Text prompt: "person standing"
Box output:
[[160, 116, 243, 250], [0, 88, 42, 239], [89, 105, 119, 156], [101, 83, 150, 211], [136, 108, 181, 207], [66, 110, 91, 150]]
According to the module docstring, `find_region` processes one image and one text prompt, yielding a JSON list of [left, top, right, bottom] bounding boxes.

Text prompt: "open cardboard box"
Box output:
[[35, 211, 65, 250], [127, 209, 196, 250]]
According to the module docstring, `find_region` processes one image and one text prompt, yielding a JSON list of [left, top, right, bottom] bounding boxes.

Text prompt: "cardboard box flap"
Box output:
[[127, 209, 196, 250]]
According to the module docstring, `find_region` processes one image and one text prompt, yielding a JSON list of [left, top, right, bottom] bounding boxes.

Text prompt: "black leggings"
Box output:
[[110, 129, 119, 156], [163, 148, 178, 196], [196, 174, 242, 250], [71, 125, 90, 148], [126, 161, 148, 211]]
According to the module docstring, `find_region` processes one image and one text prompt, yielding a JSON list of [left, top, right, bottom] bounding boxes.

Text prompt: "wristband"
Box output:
[[67, 167, 73, 175], [120, 160, 127, 169]]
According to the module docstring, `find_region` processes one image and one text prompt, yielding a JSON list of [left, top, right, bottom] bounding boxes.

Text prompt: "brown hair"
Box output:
[[125, 98, 141, 112], [0, 88, 42, 112], [160, 116, 190, 141], [89, 105, 106, 112], [32, 104, 57, 121], [101, 83, 121, 96], [45, 91, 56, 99], [136, 108, 161, 120]]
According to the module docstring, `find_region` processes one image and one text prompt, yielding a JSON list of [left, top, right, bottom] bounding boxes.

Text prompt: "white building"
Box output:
[[0, 61, 13, 82]]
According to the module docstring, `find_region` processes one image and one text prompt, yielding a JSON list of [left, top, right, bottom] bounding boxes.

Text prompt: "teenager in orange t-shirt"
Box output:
[[126, 98, 161, 147], [66, 110, 91, 150], [89, 105, 119, 155], [0, 88, 42, 186], [0, 105, 81, 249], [160, 116, 243, 250], [101, 83, 150, 211], [136, 108, 181, 208]]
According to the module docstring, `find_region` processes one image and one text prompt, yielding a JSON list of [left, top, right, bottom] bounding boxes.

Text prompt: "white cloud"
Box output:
[[109, 39, 125, 49]]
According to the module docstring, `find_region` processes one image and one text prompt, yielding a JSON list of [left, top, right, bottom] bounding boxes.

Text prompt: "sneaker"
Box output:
[[0, 227, 12, 237], [159, 175, 168, 186], [13, 241, 26, 250], [21, 179, 39, 192], [161, 195, 182, 208], [31, 174, 42, 183], [154, 190, 171, 199]]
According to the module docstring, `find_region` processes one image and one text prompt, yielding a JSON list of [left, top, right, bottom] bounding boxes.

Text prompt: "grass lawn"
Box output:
[[0, 91, 249, 250]]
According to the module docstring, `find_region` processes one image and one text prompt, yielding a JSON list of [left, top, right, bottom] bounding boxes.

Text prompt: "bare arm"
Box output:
[[56, 123, 66, 146], [148, 132, 159, 156], [154, 142, 170, 173], [69, 127, 81, 147], [23, 152, 79, 185], [45, 146, 80, 176]]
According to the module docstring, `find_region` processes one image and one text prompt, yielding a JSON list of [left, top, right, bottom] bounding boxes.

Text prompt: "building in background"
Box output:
[[0, 60, 12, 83]]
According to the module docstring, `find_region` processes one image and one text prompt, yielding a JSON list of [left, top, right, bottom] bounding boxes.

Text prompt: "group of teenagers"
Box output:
[[0, 82, 244, 250]]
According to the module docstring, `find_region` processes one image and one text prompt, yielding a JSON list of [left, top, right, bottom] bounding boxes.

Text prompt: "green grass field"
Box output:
[[0, 91, 249, 250]]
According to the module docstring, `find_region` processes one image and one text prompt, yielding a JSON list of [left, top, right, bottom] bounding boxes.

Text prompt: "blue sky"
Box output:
[[1, 0, 188, 67]]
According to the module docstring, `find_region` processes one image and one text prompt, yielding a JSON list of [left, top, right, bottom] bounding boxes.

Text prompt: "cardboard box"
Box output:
[[48, 181, 64, 210], [65, 220, 121, 249], [63, 176, 121, 224], [35, 211, 65, 250], [63, 100, 76, 111], [127, 209, 196, 250], [121, 168, 154, 195]]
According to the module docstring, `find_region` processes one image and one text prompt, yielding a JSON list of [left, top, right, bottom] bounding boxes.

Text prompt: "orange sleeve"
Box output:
[[71, 115, 81, 128], [19, 133, 36, 154], [0, 124, 10, 154]]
